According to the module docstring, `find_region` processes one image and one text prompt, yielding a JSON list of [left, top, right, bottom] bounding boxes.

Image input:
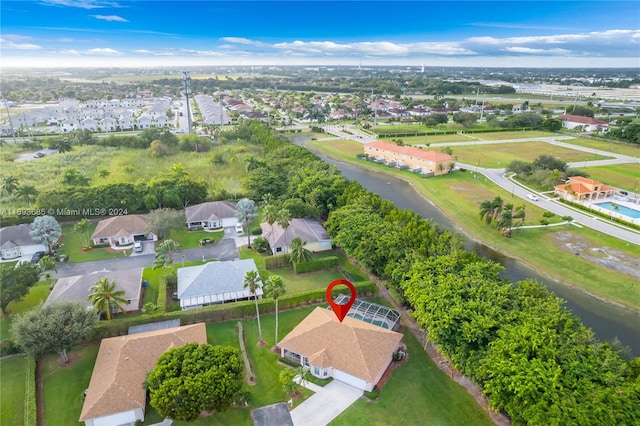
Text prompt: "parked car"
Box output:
[[31, 251, 45, 263], [133, 241, 143, 253], [235, 223, 244, 234], [527, 194, 539, 201], [33, 152, 45, 158], [199, 238, 212, 246]]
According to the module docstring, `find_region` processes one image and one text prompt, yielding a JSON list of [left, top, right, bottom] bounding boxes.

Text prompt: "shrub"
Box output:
[[292, 256, 339, 274], [252, 237, 270, 253], [24, 357, 36, 426], [165, 271, 177, 288], [0, 338, 21, 356], [158, 277, 168, 312], [250, 225, 263, 235], [142, 302, 157, 314]]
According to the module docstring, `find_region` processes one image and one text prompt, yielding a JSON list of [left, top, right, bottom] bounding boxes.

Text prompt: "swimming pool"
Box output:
[[595, 202, 640, 219]]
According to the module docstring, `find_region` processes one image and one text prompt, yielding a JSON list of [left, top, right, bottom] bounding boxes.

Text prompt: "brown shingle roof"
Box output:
[[278, 308, 402, 383], [91, 214, 149, 240], [185, 201, 236, 223], [79, 323, 207, 421], [260, 218, 330, 249]]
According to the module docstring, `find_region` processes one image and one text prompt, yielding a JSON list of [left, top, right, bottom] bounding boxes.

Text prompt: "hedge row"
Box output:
[[293, 256, 339, 274], [265, 255, 290, 270], [237, 322, 254, 381], [158, 276, 168, 312], [93, 281, 377, 339], [24, 357, 36, 426], [375, 127, 533, 138]]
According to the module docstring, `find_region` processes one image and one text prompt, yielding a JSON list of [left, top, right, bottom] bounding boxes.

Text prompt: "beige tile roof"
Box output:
[[278, 307, 402, 383], [79, 323, 207, 422], [91, 214, 149, 240], [365, 140, 452, 162]]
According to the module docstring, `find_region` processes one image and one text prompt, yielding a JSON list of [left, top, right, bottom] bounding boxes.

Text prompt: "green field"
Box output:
[[584, 163, 640, 192], [306, 139, 640, 311], [558, 137, 640, 158], [0, 356, 29, 426], [0, 142, 258, 210], [442, 141, 613, 168]]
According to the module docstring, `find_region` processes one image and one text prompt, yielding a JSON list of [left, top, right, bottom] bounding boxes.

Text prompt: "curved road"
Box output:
[[329, 130, 640, 246]]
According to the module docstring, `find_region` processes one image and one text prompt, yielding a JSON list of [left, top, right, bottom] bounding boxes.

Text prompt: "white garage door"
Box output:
[[221, 217, 238, 227], [333, 369, 368, 390]]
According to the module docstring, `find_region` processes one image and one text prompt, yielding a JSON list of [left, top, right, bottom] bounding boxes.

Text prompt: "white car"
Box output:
[[235, 223, 244, 234], [133, 241, 143, 253], [527, 194, 539, 201]]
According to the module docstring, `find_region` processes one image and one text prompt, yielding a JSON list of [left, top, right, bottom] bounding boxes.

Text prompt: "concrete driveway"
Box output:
[[290, 380, 363, 426], [54, 238, 239, 278]]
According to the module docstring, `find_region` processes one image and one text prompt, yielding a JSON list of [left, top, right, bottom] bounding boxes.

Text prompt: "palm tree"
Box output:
[[296, 365, 310, 387], [479, 199, 495, 225], [513, 205, 526, 230], [55, 137, 72, 158], [245, 155, 265, 172], [276, 208, 291, 251], [498, 204, 514, 237], [16, 184, 38, 206], [2, 175, 19, 197], [263, 204, 279, 252], [491, 196, 504, 222], [243, 270, 263, 343], [288, 237, 312, 265], [97, 168, 110, 182], [153, 239, 181, 271], [264, 275, 285, 345], [88, 277, 128, 320]]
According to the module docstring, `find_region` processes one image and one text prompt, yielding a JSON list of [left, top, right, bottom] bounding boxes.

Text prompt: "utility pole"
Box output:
[[182, 70, 192, 134], [4, 101, 18, 144]]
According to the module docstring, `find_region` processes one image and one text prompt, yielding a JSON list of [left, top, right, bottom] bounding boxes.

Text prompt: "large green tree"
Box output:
[[11, 301, 95, 363], [29, 215, 62, 254], [0, 262, 41, 315], [153, 239, 182, 271], [146, 343, 245, 422], [147, 208, 186, 239], [88, 277, 128, 320]]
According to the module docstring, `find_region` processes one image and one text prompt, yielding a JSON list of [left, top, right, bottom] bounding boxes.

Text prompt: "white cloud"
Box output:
[[221, 37, 266, 46], [504, 47, 570, 54], [86, 48, 121, 55], [2, 34, 34, 41], [0, 38, 43, 50], [92, 15, 128, 22], [40, 0, 121, 9]]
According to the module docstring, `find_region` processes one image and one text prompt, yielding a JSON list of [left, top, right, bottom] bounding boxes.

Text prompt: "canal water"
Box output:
[[297, 140, 640, 356]]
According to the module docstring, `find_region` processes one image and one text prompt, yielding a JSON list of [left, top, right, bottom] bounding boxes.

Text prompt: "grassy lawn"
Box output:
[[238, 247, 360, 293], [1, 281, 51, 341], [470, 130, 556, 140], [141, 260, 214, 306], [443, 142, 613, 168], [331, 330, 493, 426], [60, 223, 125, 263], [306, 140, 640, 311], [556, 136, 640, 158], [169, 228, 225, 250], [581, 163, 640, 192], [0, 356, 29, 426], [41, 343, 99, 426]]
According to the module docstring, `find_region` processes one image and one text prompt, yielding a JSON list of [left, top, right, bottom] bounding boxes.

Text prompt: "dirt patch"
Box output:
[[56, 351, 80, 368], [553, 232, 640, 279]]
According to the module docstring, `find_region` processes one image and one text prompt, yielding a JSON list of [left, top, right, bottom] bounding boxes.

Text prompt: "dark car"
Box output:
[[31, 251, 46, 263]]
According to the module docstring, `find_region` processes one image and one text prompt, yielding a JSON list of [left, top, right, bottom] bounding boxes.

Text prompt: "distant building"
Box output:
[[554, 176, 616, 202], [557, 114, 609, 132], [364, 140, 452, 176]]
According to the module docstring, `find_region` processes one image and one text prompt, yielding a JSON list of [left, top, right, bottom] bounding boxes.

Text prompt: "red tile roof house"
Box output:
[[79, 324, 207, 426], [554, 176, 616, 202], [278, 307, 403, 391], [364, 140, 453, 176], [91, 214, 157, 249], [557, 114, 609, 132]]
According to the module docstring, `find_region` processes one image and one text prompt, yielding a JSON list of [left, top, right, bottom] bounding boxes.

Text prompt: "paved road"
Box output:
[[54, 238, 239, 278]]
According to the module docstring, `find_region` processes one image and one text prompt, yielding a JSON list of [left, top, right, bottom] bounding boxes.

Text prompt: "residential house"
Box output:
[[153, 116, 169, 127], [554, 176, 616, 202], [278, 307, 403, 391], [557, 114, 609, 132], [99, 117, 117, 132], [60, 119, 80, 133], [79, 324, 207, 426], [260, 218, 332, 255], [118, 116, 134, 130], [91, 214, 155, 247], [81, 118, 98, 132], [0, 224, 47, 260], [184, 201, 238, 230], [177, 259, 262, 309], [45, 268, 143, 312], [136, 114, 152, 129], [364, 140, 453, 176]]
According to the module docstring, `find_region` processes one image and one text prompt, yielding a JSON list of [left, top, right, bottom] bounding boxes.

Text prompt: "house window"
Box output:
[[313, 366, 320, 376], [276, 247, 282, 253], [323, 369, 328, 377]]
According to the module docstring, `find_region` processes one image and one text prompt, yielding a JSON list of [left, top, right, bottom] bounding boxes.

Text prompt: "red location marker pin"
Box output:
[[326, 279, 356, 322]]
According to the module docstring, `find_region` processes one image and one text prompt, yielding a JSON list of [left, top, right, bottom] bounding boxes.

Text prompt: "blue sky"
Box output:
[[1, 1, 639, 68]]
